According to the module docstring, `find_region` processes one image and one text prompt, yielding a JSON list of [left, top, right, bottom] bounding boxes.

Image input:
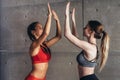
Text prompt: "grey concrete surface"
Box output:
[[84, 0, 120, 51], [0, 0, 82, 53], [1, 51, 120, 80], [0, 0, 120, 80]]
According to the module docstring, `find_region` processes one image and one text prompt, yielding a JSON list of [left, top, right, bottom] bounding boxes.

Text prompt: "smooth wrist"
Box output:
[[48, 14, 52, 17], [55, 19, 59, 22]]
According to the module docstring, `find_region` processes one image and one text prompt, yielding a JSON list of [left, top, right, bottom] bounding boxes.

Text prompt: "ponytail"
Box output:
[[99, 31, 110, 72]]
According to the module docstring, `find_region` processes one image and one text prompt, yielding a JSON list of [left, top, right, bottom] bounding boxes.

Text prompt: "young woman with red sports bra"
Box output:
[[25, 3, 61, 80], [65, 2, 110, 80]]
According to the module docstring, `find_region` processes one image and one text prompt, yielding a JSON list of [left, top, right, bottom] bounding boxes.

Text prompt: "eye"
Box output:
[[38, 26, 42, 29], [83, 27, 87, 30]]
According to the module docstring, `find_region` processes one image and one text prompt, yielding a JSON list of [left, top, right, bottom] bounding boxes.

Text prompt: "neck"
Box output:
[[87, 37, 97, 45]]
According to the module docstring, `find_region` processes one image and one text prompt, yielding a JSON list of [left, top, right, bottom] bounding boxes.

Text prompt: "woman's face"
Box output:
[[83, 25, 92, 37], [33, 23, 43, 38]]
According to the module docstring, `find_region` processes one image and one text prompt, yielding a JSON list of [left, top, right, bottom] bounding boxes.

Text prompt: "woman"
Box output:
[[25, 3, 61, 80], [65, 2, 110, 80]]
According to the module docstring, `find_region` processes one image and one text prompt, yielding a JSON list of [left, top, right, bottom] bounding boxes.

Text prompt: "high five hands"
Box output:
[[47, 3, 59, 20]]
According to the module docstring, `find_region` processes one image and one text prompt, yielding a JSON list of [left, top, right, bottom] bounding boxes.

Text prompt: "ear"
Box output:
[[89, 30, 93, 34], [91, 31, 95, 34], [90, 31, 95, 37]]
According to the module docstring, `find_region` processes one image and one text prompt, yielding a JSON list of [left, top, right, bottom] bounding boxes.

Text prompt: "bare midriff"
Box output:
[[30, 62, 49, 79], [78, 65, 95, 78]]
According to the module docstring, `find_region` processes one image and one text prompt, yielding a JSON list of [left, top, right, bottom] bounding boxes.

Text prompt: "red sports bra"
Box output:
[[31, 47, 51, 64]]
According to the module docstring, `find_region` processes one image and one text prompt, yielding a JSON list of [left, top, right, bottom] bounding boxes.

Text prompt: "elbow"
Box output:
[[59, 35, 62, 39], [56, 34, 62, 40], [44, 32, 49, 37], [64, 32, 70, 39], [58, 36, 62, 41], [64, 33, 67, 38], [64, 32, 67, 38]]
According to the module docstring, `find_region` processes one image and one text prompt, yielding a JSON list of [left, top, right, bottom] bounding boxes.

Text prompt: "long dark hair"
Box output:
[[88, 20, 110, 72], [27, 22, 39, 41]]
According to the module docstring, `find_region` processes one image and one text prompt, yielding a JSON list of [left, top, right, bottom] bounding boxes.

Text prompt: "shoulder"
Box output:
[[84, 44, 97, 57], [29, 42, 41, 56], [80, 41, 96, 51]]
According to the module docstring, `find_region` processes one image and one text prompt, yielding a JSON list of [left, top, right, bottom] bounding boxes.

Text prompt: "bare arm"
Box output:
[[35, 3, 52, 46], [72, 8, 79, 38], [64, 2, 91, 50], [45, 10, 62, 47], [64, 2, 71, 36]]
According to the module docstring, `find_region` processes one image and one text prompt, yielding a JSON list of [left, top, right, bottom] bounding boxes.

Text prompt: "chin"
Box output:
[[83, 33, 86, 37], [84, 35, 86, 37], [84, 34, 89, 38]]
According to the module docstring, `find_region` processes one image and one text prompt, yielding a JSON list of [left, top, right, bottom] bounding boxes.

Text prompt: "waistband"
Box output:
[[25, 74, 46, 80], [80, 74, 99, 80]]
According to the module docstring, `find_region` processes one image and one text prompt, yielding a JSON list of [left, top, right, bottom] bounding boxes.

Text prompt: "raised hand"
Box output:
[[48, 3, 52, 16], [45, 10, 61, 47], [71, 8, 79, 37], [66, 2, 70, 15], [52, 10, 59, 21], [72, 8, 76, 23]]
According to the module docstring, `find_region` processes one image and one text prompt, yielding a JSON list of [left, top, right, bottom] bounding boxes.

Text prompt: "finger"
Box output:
[[66, 2, 70, 14], [52, 10, 58, 19], [67, 2, 70, 8], [72, 8, 75, 16], [72, 8, 76, 23], [52, 10, 56, 17], [53, 10, 58, 15], [73, 8, 75, 14], [48, 3, 51, 12], [66, 2, 70, 10], [48, 3, 50, 9], [52, 10, 55, 14]]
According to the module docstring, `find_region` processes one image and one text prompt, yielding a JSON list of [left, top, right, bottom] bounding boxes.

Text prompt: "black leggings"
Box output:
[[80, 74, 99, 80]]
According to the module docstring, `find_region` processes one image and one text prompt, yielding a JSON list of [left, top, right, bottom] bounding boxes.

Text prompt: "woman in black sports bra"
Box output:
[[64, 2, 110, 80]]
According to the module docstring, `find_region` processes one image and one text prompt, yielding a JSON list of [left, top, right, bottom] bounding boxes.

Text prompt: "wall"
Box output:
[[0, 0, 120, 80]]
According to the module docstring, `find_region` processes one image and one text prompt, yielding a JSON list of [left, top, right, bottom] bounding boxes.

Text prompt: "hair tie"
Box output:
[[102, 30, 105, 34], [102, 31, 106, 37]]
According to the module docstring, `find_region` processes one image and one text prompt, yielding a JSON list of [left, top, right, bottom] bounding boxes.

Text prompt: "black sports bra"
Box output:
[[76, 50, 98, 67]]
